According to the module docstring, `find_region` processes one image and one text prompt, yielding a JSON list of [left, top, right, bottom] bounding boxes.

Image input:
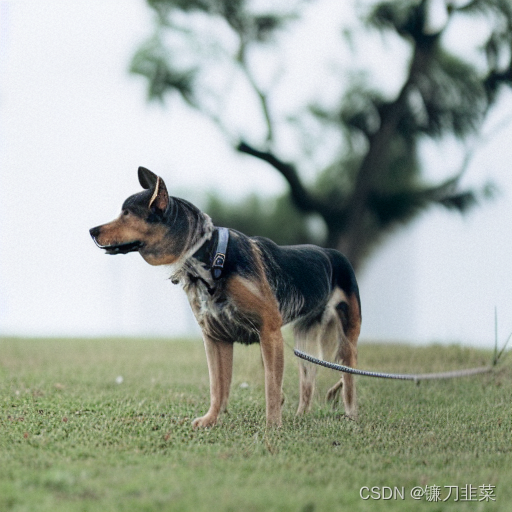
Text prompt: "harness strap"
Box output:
[[211, 227, 229, 280]]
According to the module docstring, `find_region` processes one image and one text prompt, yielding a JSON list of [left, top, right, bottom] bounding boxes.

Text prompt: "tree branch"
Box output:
[[240, 64, 274, 143], [237, 141, 334, 217], [236, 36, 274, 143]]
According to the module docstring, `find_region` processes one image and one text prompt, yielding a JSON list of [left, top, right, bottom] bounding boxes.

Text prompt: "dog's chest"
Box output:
[[183, 273, 261, 345]]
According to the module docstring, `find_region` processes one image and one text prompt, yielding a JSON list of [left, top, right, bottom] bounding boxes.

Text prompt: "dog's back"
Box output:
[[252, 237, 360, 326]]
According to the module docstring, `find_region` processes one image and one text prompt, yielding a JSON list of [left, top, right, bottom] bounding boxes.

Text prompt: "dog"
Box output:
[[90, 167, 361, 427]]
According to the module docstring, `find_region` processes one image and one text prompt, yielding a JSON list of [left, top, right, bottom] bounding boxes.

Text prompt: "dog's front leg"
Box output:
[[192, 336, 233, 428], [260, 327, 284, 428]]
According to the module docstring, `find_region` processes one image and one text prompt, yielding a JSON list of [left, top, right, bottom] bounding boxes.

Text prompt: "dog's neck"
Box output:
[[191, 230, 216, 267], [169, 218, 217, 286]]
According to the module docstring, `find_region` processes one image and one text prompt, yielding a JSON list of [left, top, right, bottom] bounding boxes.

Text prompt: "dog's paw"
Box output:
[[265, 413, 282, 429], [192, 414, 218, 429], [344, 408, 358, 421]]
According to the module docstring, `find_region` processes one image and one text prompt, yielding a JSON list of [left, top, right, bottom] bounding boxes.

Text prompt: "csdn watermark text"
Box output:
[[360, 484, 496, 502]]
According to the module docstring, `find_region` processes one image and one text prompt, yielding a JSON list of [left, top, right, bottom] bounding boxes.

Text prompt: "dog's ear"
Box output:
[[138, 166, 158, 189], [148, 176, 169, 213]]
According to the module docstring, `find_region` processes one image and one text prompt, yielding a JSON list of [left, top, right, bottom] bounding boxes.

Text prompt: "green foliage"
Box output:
[[131, 37, 197, 105], [146, 0, 295, 40], [131, 0, 297, 105], [368, 0, 432, 40], [1, 337, 511, 511], [413, 50, 487, 138]]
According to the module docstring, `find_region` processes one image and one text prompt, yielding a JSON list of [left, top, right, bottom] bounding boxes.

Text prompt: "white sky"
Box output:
[[1, 0, 512, 348]]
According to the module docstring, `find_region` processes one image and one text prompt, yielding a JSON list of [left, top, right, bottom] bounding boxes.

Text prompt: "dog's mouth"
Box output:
[[104, 241, 144, 255], [92, 238, 144, 255]]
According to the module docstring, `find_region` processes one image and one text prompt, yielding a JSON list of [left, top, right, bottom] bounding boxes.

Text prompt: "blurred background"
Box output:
[[1, 0, 511, 347]]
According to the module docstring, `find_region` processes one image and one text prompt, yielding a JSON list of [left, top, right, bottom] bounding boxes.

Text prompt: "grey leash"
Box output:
[[293, 349, 493, 382]]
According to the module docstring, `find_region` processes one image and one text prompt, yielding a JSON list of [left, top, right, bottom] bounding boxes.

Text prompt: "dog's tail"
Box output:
[[323, 249, 360, 418], [324, 248, 361, 325]]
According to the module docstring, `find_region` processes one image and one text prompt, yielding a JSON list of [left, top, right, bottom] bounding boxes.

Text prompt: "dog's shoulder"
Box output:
[[219, 229, 267, 278]]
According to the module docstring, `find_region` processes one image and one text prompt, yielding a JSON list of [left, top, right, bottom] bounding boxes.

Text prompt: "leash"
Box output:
[[294, 310, 511, 381], [293, 349, 494, 382]]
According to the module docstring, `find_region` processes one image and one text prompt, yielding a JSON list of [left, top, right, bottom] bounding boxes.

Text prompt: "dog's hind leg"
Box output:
[[326, 307, 346, 405], [192, 336, 233, 428], [327, 292, 360, 419], [336, 339, 357, 419], [322, 314, 345, 405], [295, 323, 321, 415]]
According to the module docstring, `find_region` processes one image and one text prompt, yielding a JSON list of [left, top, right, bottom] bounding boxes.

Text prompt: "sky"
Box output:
[[1, 0, 512, 348]]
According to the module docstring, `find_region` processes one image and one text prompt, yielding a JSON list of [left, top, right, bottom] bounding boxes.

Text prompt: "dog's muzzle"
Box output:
[[89, 226, 143, 255]]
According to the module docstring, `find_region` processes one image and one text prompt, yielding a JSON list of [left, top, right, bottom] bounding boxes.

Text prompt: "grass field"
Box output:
[[0, 336, 511, 511]]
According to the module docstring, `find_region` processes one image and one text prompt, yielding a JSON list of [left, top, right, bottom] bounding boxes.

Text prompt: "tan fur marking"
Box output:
[[94, 213, 157, 247], [226, 248, 284, 427], [227, 277, 279, 325], [347, 291, 362, 343], [94, 213, 183, 266]]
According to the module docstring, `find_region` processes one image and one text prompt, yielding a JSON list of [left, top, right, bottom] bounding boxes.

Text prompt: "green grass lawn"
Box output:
[[0, 336, 510, 511]]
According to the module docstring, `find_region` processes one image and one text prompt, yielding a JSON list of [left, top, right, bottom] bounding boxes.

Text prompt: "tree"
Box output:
[[131, 0, 512, 270]]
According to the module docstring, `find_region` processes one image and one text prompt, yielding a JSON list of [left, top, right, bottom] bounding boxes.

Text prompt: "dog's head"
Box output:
[[90, 167, 213, 266]]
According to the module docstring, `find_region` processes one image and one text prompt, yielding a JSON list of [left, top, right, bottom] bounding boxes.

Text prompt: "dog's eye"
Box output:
[[122, 209, 129, 216]]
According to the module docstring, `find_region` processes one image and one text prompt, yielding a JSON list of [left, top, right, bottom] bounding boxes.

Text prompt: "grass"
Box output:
[[0, 336, 511, 511]]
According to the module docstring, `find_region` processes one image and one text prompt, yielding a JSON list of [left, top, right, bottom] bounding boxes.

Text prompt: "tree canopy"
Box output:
[[131, 0, 512, 270]]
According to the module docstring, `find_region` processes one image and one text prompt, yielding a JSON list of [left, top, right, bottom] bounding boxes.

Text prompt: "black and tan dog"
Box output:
[[90, 167, 361, 427]]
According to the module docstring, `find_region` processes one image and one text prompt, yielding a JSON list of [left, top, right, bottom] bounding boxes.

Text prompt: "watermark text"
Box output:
[[360, 485, 496, 502]]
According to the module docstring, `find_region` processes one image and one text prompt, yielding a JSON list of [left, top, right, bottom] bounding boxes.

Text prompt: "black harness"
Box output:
[[183, 227, 230, 293], [211, 227, 229, 280]]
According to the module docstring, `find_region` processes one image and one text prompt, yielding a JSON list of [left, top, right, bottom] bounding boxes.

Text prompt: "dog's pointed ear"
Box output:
[[148, 175, 169, 213], [138, 166, 158, 190]]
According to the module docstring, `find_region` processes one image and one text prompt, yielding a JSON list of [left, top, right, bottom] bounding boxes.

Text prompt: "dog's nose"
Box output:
[[89, 226, 101, 239]]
